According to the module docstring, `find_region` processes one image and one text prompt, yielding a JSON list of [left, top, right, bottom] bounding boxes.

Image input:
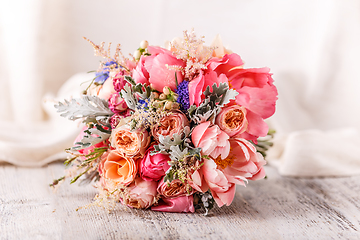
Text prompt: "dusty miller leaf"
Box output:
[[72, 124, 110, 150], [189, 82, 238, 124], [55, 95, 113, 121], [169, 146, 188, 161], [120, 84, 137, 110]]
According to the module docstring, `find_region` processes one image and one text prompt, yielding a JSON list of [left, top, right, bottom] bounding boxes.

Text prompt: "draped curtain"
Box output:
[[1, 0, 359, 176]]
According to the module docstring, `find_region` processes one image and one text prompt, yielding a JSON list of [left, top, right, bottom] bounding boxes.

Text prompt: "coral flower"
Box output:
[[202, 158, 236, 207], [191, 121, 230, 159], [215, 105, 248, 137], [122, 177, 158, 209], [99, 150, 137, 186], [222, 138, 266, 185], [133, 46, 185, 92], [111, 120, 150, 157], [228, 67, 278, 141], [151, 111, 189, 141]]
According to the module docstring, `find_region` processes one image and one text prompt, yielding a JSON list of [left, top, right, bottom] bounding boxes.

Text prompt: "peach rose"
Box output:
[[215, 105, 248, 137], [88, 77, 117, 101], [151, 111, 189, 141], [111, 120, 151, 157], [99, 150, 137, 186], [222, 138, 266, 185], [157, 178, 191, 198], [122, 177, 158, 209], [97, 78, 117, 100], [191, 121, 230, 160]]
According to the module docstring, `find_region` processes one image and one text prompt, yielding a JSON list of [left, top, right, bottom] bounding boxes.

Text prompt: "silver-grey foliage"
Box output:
[[54, 95, 113, 121]]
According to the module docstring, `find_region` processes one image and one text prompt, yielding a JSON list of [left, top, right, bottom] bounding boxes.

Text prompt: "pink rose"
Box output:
[[228, 67, 278, 141], [135, 46, 185, 92], [202, 158, 236, 207], [140, 147, 170, 181], [112, 71, 128, 92], [151, 111, 189, 141], [111, 120, 151, 158], [122, 177, 158, 209], [108, 93, 128, 114], [109, 109, 132, 129], [99, 150, 137, 186], [222, 138, 266, 185], [157, 178, 191, 198], [215, 105, 248, 137], [191, 121, 230, 160], [151, 196, 195, 213]]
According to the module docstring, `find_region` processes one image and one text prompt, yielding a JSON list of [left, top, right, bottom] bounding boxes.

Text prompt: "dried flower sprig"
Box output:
[[170, 29, 215, 79], [83, 37, 130, 72]]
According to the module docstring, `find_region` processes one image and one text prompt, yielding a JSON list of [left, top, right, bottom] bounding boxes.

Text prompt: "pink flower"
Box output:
[[112, 71, 128, 92], [99, 150, 137, 186], [140, 147, 170, 181], [132, 55, 150, 85], [74, 126, 107, 156], [188, 71, 229, 107], [122, 177, 158, 209], [202, 158, 236, 207], [222, 138, 266, 185], [215, 105, 248, 137], [228, 67, 278, 141], [97, 77, 116, 100], [188, 161, 209, 193], [109, 109, 132, 129], [151, 111, 189, 141], [191, 121, 230, 160], [157, 178, 191, 198], [108, 93, 128, 114], [151, 196, 195, 213], [111, 120, 151, 158], [134, 46, 185, 92], [206, 53, 244, 78]]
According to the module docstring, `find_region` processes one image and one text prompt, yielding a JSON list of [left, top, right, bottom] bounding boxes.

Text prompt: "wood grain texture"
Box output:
[[1, 162, 360, 240]]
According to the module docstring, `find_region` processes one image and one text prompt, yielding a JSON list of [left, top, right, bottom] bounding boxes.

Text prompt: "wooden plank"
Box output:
[[0, 163, 359, 239]]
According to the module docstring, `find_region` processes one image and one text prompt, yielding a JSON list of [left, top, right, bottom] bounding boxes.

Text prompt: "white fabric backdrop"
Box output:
[[0, 0, 359, 176]]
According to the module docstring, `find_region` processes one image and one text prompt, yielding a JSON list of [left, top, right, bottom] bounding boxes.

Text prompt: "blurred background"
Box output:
[[0, 0, 359, 175]]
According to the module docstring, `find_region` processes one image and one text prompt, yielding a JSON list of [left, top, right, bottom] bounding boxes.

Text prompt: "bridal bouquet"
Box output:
[[51, 30, 278, 214]]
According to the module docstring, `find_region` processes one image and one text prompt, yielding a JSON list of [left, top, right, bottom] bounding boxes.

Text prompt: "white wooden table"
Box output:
[[1, 162, 360, 239]]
